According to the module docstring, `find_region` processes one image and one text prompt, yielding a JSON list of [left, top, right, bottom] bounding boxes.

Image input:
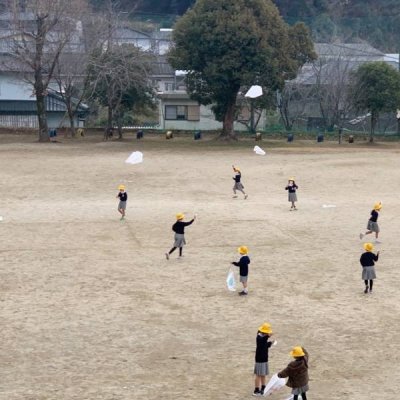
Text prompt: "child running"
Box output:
[[165, 213, 196, 260], [232, 165, 248, 199], [285, 177, 298, 210], [360, 242, 379, 294], [253, 323, 276, 396], [360, 202, 382, 243], [278, 346, 309, 400], [116, 184, 127, 220], [231, 246, 250, 296]]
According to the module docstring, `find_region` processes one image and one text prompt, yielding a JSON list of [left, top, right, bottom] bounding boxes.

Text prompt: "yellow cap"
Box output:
[[176, 213, 184, 220], [364, 242, 374, 252], [258, 323, 272, 334], [289, 177, 295, 181], [290, 346, 305, 358], [118, 184, 125, 190], [238, 246, 248, 255], [373, 202, 382, 211]]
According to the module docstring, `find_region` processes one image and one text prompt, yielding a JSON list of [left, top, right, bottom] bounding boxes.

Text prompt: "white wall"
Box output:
[[159, 99, 263, 132], [0, 72, 33, 100]]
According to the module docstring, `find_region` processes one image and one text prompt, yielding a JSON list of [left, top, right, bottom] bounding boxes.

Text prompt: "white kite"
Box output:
[[254, 145, 266, 156], [263, 374, 286, 397], [125, 151, 143, 165], [226, 267, 236, 291], [245, 85, 263, 99]]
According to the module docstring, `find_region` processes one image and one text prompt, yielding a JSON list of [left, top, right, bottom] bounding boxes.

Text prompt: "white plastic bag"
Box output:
[[254, 145, 266, 155], [263, 374, 286, 396], [226, 267, 236, 291], [125, 151, 143, 164]]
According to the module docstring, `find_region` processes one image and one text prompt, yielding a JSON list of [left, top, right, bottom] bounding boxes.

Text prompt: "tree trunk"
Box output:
[[370, 111, 378, 142], [67, 106, 76, 138], [34, 15, 49, 142], [36, 92, 49, 142], [221, 98, 237, 139], [104, 105, 113, 140]]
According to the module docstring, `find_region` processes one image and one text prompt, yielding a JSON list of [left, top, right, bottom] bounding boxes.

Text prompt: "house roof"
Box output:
[[315, 42, 385, 58], [152, 55, 175, 76], [114, 27, 151, 40]]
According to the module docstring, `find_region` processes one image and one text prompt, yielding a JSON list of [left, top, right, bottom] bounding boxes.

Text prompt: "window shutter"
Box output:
[[187, 105, 200, 121]]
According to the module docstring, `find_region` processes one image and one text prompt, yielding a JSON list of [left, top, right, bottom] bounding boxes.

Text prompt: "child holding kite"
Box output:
[[232, 246, 250, 296], [116, 184, 127, 220], [165, 213, 196, 260], [360, 202, 382, 243], [278, 346, 309, 400], [253, 322, 276, 396], [360, 242, 379, 294], [285, 178, 298, 210], [232, 165, 248, 199]]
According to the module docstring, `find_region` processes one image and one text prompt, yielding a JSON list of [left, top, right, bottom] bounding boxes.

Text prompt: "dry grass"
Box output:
[[0, 134, 399, 400]]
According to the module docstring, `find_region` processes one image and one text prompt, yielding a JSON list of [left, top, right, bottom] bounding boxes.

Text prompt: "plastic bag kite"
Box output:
[[125, 151, 143, 165], [263, 374, 286, 396], [254, 145, 266, 156], [226, 267, 236, 291]]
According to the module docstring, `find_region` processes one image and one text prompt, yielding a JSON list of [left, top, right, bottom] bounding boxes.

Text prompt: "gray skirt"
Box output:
[[118, 201, 127, 210], [362, 266, 376, 280], [173, 233, 186, 247], [367, 220, 379, 232], [288, 192, 297, 202], [254, 362, 269, 376], [233, 182, 244, 191], [292, 385, 309, 395], [240, 275, 248, 283]]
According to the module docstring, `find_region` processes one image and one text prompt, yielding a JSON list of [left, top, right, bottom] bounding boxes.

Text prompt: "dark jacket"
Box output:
[[172, 219, 194, 234], [232, 255, 250, 277], [360, 251, 379, 267], [278, 348, 309, 389], [285, 184, 298, 193], [255, 333, 272, 363]]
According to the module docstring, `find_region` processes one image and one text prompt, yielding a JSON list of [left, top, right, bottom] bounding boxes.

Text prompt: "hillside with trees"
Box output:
[[90, 0, 400, 51]]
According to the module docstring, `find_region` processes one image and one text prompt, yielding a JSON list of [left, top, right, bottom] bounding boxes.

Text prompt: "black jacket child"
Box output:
[[232, 255, 250, 277]]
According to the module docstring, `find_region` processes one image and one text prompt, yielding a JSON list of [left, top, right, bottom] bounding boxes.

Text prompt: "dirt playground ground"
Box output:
[[0, 134, 399, 400]]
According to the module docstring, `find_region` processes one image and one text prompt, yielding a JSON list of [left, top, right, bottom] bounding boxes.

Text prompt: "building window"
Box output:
[[164, 82, 174, 91], [165, 105, 200, 121]]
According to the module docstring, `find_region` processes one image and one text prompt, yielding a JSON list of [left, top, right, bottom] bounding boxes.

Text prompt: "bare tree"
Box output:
[[87, 44, 155, 140], [278, 80, 316, 131], [7, 0, 88, 142], [53, 14, 107, 137], [312, 55, 354, 131]]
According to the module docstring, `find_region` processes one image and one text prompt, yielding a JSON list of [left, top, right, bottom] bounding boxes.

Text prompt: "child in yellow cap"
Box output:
[[360, 242, 379, 294], [360, 202, 382, 243], [278, 346, 309, 400], [116, 185, 127, 220], [285, 178, 298, 210], [232, 165, 248, 199], [165, 213, 196, 260], [253, 323, 276, 396], [231, 246, 250, 295]]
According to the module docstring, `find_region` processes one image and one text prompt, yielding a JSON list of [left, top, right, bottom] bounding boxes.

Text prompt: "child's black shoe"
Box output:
[[252, 388, 261, 396]]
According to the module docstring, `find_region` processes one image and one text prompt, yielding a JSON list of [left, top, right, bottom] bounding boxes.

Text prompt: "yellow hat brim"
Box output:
[[258, 326, 272, 334], [363, 243, 374, 252], [290, 348, 305, 357], [238, 246, 248, 255]]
